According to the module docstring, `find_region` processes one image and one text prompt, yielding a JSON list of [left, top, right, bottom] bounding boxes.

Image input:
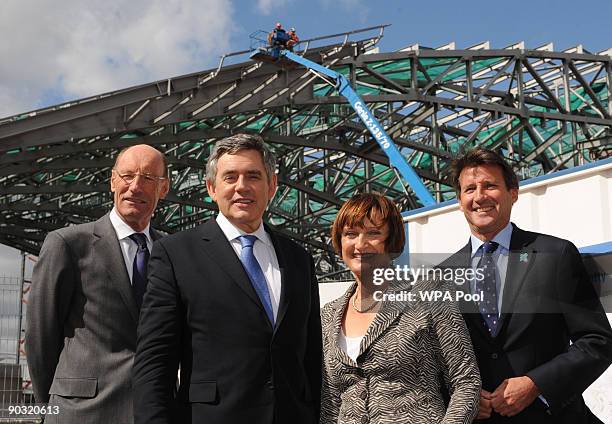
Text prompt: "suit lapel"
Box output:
[[448, 228, 538, 340], [359, 302, 401, 356], [324, 283, 402, 367], [331, 284, 358, 367], [449, 243, 480, 315], [93, 214, 139, 324], [498, 225, 537, 331], [328, 284, 401, 365], [150, 227, 163, 242], [198, 220, 272, 327], [266, 228, 290, 333]]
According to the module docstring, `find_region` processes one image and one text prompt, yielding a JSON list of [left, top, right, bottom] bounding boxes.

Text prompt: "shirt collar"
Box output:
[[470, 221, 513, 258], [215, 212, 273, 248], [109, 207, 152, 244]]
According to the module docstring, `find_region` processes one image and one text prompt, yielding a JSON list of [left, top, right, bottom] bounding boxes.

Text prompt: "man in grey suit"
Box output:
[[25, 144, 169, 424]]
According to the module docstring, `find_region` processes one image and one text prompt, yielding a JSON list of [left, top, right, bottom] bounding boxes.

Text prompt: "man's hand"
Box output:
[[475, 389, 493, 420], [491, 376, 540, 417]]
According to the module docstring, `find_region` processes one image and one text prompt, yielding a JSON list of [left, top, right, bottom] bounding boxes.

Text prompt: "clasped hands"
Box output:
[[476, 376, 541, 419]]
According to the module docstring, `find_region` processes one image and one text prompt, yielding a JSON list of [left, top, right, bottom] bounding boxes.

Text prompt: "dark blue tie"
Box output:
[[129, 233, 150, 311], [237, 235, 274, 324], [475, 241, 499, 336]]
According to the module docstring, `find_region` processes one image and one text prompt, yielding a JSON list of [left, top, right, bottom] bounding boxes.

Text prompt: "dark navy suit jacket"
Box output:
[[133, 219, 322, 424], [442, 224, 612, 423]]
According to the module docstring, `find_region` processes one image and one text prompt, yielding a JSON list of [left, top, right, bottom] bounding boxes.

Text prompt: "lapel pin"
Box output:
[[519, 252, 529, 263]]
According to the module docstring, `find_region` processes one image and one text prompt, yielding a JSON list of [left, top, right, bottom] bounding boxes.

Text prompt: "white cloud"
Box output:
[[0, 0, 234, 118], [255, 0, 289, 16], [0, 0, 234, 284]]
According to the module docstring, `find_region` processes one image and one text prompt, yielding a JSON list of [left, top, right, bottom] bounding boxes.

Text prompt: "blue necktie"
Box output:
[[129, 233, 149, 311], [475, 241, 499, 336], [237, 235, 274, 324]]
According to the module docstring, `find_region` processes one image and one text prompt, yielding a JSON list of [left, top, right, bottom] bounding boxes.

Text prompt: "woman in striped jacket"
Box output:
[[321, 192, 480, 423]]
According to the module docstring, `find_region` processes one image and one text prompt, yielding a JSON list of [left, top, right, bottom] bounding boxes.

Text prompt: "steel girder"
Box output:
[[0, 29, 611, 280]]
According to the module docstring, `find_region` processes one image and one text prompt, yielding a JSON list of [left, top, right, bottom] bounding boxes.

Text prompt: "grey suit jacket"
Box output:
[[320, 280, 481, 424], [25, 213, 161, 424]]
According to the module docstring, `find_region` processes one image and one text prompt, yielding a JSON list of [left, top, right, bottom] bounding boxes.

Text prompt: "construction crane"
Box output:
[[250, 38, 436, 207]]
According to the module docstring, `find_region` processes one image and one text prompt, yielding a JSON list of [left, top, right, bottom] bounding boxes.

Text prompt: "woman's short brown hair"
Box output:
[[331, 192, 406, 256]]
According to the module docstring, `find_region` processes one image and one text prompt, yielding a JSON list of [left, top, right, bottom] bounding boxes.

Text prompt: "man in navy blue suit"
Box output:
[[133, 134, 322, 424], [443, 147, 612, 423]]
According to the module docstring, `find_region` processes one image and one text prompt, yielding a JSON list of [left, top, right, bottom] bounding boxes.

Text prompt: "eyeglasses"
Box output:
[[114, 170, 166, 185]]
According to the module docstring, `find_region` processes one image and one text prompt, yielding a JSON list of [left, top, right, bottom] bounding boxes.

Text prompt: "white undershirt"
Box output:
[[215, 213, 282, 320], [109, 207, 153, 284], [339, 330, 363, 362]]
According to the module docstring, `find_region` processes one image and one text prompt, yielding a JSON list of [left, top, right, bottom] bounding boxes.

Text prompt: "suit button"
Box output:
[[360, 390, 367, 400], [266, 379, 274, 390], [361, 415, 368, 424], [491, 353, 498, 359]]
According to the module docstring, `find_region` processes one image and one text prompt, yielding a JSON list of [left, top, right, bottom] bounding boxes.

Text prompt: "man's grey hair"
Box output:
[[206, 134, 276, 185]]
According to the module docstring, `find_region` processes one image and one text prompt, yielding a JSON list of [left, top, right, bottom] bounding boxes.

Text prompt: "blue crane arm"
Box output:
[[280, 50, 435, 206]]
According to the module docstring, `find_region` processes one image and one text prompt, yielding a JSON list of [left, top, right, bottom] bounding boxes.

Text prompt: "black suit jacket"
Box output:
[[442, 224, 612, 424], [133, 219, 322, 424]]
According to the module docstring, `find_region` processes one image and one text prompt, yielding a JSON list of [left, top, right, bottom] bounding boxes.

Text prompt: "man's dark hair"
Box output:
[[206, 133, 276, 186], [450, 148, 519, 193]]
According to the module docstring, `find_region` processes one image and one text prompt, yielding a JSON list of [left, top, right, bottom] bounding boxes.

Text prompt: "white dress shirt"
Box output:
[[109, 207, 153, 285], [216, 213, 282, 320]]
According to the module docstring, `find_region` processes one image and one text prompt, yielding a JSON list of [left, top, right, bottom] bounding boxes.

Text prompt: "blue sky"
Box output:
[[2, 0, 611, 119], [233, 0, 612, 55], [1, 0, 611, 275]]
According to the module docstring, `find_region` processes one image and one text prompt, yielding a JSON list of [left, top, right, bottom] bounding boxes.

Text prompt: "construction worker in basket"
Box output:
[[268, 22, 289, 48], [287, 27, 299, 51]]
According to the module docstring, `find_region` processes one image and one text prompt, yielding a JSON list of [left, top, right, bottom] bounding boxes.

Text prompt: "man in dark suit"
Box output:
[[133, 134, 322, 424], [443, 148, 612, 423], [25, 144, 169, 423]]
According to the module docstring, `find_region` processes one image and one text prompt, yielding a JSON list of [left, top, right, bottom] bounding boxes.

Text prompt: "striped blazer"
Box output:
[[320, 281, 480, 424]]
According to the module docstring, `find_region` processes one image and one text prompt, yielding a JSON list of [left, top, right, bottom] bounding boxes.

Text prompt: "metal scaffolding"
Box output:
[[0, 25, 611, 279]]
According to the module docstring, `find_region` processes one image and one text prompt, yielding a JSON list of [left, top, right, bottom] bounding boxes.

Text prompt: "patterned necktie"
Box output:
[[475, 241, 499, 336], [129, 233, 150, 311], [237, 235, 274, 324]]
